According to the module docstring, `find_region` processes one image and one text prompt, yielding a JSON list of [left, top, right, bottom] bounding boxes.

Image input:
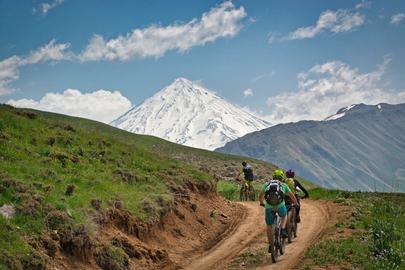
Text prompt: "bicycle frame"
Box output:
[[269, 210, 285, 263]]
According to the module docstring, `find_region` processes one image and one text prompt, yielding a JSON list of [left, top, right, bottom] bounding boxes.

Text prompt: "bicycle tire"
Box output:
[[279, 236, 285, 255], [249, 186, 256, 201], [271, 224, 278, 263], [240, 186, 247, 201], [287, 207, 294, 243]]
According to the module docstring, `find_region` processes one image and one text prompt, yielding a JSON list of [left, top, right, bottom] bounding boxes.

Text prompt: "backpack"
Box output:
[[264, 180, 285, 206], [243, 165, 254, 180]]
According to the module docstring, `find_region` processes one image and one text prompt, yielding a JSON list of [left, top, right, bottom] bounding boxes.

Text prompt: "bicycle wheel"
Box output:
[[279, 232, 285, 255], [288, 207, 296, 242], [293, 209, 298, 238], [270, 224, 278, 263], [239, 187, 246, 201], [249, 186, 256, 201], [287, 209, 293, 243]]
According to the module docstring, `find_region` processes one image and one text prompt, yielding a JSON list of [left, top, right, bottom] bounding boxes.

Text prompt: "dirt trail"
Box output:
[[184, 200, 332, 270]]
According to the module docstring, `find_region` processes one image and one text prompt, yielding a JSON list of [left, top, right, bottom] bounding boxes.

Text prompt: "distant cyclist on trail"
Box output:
[[284, 169, 309, 223], [236, 161, 255, 188], [259, 169, 298, 248]]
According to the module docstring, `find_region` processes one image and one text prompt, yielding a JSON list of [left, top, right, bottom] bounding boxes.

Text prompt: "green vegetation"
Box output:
[[302, 190, 404, 270], [217, 180, 263, 201], [0, 105, 290, 269], [217, 180, 240, 200]]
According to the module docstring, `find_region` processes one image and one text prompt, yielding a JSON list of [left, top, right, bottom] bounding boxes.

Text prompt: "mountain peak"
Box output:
[[111, 79, 270, 150], [170, 77, 196, 89]]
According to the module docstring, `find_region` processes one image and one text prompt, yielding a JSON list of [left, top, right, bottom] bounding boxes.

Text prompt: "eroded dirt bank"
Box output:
[[29, 181, 245, 270]]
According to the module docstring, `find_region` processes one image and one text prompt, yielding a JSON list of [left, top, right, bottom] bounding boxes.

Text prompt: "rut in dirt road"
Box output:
[[183, 200, 332, 270]]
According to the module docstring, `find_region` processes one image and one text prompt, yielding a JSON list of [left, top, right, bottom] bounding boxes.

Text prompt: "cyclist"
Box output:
[[236, 161, 255, 190], [285, 169, 309, 223], [259, 169, 298, 252]]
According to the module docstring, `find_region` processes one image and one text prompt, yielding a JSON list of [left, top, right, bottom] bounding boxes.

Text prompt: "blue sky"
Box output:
[[1, 0, 405, 123]]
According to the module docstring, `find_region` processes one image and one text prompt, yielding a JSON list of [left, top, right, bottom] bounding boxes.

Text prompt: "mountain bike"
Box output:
[[238, 179, 255, 201], [267, 208, 285, 263], [286, 204, 298, 243]]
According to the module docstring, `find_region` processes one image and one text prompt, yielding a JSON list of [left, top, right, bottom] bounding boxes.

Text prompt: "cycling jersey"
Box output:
[[262, 182, 291, 210], [240, 164, 254, 181], [285, 178, 295, 193]]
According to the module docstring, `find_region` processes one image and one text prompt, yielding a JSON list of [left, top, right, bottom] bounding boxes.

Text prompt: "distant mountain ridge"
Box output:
[[217, 103, 405, 192], [111, 78, 270, 150]]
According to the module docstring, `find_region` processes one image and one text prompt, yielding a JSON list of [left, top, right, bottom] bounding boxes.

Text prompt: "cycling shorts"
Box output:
[[265, 205, 287, 225], [242, 179, 254, 188]]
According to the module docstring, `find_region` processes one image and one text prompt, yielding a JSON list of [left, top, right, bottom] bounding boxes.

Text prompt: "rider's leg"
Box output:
[[266, 225, 272, 243], [278, 205, 288, 238], [265, 208, 275, 252], [295, 194, 301, 223]]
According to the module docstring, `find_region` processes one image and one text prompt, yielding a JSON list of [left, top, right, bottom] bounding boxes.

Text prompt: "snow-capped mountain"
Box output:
[[111, 78, 270, 150]]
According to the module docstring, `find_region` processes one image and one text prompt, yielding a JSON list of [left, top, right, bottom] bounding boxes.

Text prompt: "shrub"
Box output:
[[217, 180, 239, 200], [96, 245, 129, 270]]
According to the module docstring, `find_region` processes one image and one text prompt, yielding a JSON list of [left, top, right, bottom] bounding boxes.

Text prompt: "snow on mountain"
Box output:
[[324, 104, 356, 121], [324, 103, 386, 121], [111, 78, 271, 150]]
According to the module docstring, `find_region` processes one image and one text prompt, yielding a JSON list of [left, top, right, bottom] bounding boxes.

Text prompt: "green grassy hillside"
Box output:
[[301, 189, 404, 270], [0, 104, 295, 269]]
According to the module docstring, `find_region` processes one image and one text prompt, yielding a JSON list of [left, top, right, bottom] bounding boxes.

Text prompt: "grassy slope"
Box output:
[[300, 189, 404, 270], [0, 105, 293, 269]]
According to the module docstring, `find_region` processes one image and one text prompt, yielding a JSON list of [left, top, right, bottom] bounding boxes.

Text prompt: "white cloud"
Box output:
[[266, 59, 405, 124], [7, 89, 132, 123], [243, 88, 253, 97], [79, 1, 246, 61], [390, 13, 404, 25], [355, 0, 371, 9], [252, 70, 275, 82], [34, 0, 65, 15], [0, 40, 71, 96], [0, 56, 21, 95], [285, 9, 365, 40], [2, 2, 245, 93]]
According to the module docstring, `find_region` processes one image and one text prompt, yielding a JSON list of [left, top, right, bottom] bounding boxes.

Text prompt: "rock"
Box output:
[[0, 204, 15, 219]]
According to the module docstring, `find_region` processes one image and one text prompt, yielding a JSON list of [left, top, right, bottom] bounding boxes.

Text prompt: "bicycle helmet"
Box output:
[[286, 169, 295, 178], [273, 169, 284, 180]]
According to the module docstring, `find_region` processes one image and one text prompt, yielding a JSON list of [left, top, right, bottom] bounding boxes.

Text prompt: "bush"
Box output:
[[96, 245, 129, 270], [217, 180, 239, 201]]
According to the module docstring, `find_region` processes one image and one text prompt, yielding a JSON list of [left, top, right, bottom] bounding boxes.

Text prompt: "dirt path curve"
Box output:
[[184, 200, 331, 270]]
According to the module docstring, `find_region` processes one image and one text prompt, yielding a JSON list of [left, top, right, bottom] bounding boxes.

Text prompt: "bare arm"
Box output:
[[259, 192, 265, 206], [287, 191, 298, 205]]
